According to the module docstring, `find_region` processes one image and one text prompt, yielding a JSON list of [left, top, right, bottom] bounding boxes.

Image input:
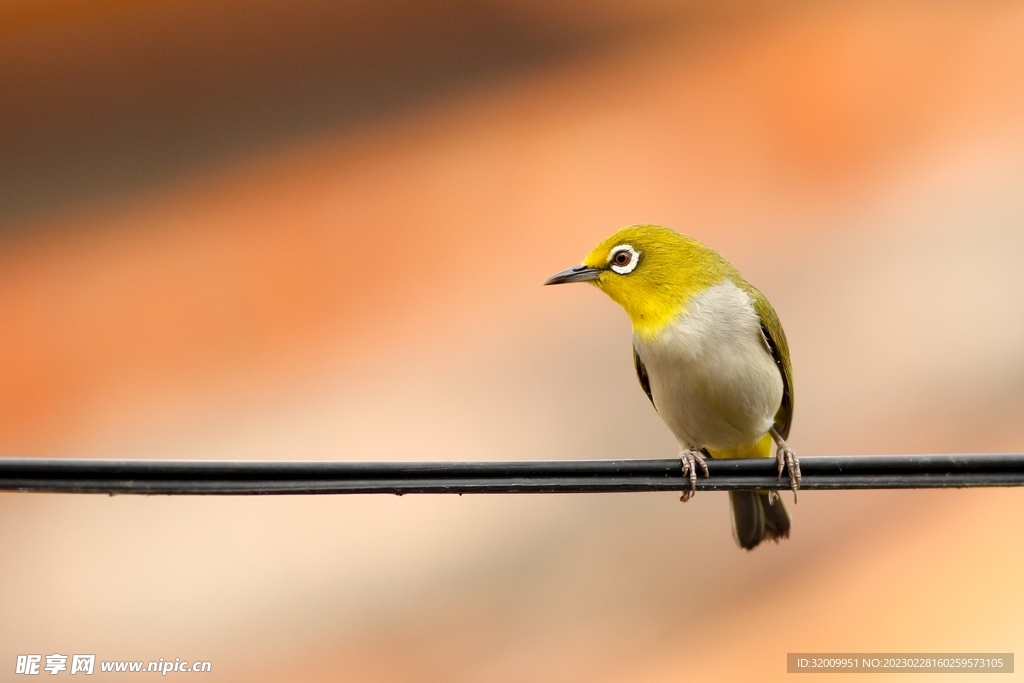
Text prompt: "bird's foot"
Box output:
[[770, 428, 801, 502], [678, 449, 710, 503]]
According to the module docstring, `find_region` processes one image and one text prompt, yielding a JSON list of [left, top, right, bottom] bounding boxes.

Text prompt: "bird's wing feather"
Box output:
[[632, 345, 656, 410], [744, 285, 794, 439]]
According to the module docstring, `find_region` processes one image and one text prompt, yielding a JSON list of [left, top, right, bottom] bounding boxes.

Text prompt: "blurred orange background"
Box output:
[[2, 0, 1024, 680]]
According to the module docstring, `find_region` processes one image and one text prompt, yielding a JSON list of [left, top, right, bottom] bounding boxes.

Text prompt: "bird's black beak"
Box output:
[[544, 264, 601, 285]]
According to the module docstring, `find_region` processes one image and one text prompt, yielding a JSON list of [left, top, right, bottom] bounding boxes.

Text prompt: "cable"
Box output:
[[1, 454, 1022, 495]]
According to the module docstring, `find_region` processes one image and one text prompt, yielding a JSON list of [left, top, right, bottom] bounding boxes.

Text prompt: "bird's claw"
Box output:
[[772, 436, 801, 502], [679, 449, 710, 503]]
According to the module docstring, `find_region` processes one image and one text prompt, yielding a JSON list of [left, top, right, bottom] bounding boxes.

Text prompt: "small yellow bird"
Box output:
[[545, 224, 800, 550]]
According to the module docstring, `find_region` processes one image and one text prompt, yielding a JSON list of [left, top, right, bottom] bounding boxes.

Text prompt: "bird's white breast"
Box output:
[[634, 280, 783, 451]]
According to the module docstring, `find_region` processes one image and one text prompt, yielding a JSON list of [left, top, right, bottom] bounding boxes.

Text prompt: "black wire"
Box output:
[[0, 454, 1022, 495]]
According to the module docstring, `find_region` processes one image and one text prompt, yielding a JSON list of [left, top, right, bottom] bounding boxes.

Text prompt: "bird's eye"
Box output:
[[608, 244, 639, 274]]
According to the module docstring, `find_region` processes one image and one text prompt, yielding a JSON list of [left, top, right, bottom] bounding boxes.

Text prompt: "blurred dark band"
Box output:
[[1, 454, 1022, 495]]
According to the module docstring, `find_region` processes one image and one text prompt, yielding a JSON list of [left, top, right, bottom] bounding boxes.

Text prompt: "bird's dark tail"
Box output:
[[729, 491, 790, 550]]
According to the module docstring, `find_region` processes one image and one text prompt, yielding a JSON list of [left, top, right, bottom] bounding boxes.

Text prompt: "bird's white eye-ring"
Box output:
[[609, 245, 639, 274]]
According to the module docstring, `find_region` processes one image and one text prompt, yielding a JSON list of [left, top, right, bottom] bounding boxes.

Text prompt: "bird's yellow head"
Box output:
[[545, 224, 736, 338]]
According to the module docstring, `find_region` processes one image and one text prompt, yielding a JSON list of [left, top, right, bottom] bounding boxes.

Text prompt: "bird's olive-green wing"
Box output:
[[633, 345, 656, 410], [745, 285, 794, 440]]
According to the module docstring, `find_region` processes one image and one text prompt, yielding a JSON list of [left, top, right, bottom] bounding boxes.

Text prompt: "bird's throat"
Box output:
[[600, 283, 690, 339]]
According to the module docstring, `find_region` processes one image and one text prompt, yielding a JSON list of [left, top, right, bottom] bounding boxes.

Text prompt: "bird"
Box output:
[[544, 224, 799, 550]]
